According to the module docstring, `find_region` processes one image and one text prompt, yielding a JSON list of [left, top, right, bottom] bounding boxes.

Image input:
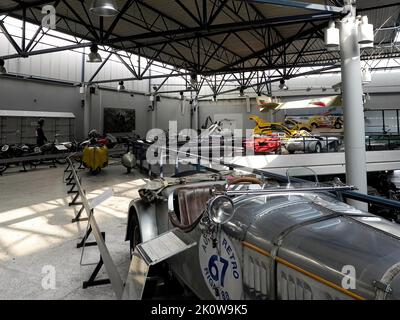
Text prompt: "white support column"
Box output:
[[339, 10, 368, 211], [83, 85, 91, 138]]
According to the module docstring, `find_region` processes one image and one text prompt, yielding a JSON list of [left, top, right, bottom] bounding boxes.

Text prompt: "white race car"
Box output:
[[285, 132, 341, 154]]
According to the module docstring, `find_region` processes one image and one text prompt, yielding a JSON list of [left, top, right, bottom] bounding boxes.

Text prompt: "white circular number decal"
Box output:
[[199, 231, 242, 300]]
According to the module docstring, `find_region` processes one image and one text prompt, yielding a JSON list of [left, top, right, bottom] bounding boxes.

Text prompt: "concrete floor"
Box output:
[[0, 163, 147, 299]]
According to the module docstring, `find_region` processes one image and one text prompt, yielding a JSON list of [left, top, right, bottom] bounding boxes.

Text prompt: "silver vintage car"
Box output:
[[285, 132, 341, 153], [125, 171, 400, 300]]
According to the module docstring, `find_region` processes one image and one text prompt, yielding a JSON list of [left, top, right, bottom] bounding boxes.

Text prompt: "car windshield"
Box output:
[[285, 119, 296, 128]]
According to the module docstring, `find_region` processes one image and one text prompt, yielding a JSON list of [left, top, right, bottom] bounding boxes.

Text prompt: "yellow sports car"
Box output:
[[249, 115, 311, 137], [309, 115, 343, 129]]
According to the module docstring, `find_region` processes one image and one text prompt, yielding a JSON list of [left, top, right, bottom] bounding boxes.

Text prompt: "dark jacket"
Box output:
[[36, 126, 47, 146]]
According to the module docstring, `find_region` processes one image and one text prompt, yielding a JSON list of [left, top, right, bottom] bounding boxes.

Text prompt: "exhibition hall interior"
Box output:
[[1, 0, 400, 303]]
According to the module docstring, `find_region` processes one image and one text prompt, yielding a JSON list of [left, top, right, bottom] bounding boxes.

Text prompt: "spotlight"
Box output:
[[279, 79, 288, 91], [358, 16, 374, 45], [212, 95, 217, 102], [117, 81, 125, 91], [306, 87, 311, 92], [90, 0, 118, 17], [361, 66, 372, 83], [324, 20, 340, 48], [239, 87, 245, 97], [0, 59, 6, 74], [87, 44, 102, 63], [190, 74, 198, 86]]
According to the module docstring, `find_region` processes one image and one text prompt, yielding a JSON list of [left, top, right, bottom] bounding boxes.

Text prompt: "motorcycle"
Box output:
[[81, 130, 109, 175], [0, 143, 41, 174]]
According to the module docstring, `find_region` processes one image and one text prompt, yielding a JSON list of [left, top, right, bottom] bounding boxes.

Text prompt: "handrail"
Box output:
[[66, 157, 124, 299]]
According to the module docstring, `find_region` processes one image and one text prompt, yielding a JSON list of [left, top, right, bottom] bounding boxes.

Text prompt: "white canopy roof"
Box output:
[[0, 110, 75, 118]]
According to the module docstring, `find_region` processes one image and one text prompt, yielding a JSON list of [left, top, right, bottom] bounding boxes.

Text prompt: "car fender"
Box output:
[[125, 199, 158, 243]]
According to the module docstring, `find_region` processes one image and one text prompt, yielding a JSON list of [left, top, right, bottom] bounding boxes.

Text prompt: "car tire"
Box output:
[[315, 143, 322, 153], [129, 214, 141, 259], [0, 164, 8, 174], [288, 150, 295, 154], [332, 141, 339, 152], [128, 214, 163, 298], [334, 122, 342, 129]]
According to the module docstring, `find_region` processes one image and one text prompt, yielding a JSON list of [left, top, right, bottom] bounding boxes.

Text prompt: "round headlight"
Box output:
[[207, 195, 235, 225]]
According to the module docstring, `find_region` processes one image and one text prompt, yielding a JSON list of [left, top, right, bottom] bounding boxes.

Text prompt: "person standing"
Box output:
[[36, 118, 47, 147]]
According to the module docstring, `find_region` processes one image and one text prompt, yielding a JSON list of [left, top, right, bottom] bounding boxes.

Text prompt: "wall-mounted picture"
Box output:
[[103, 108, 135, 134]]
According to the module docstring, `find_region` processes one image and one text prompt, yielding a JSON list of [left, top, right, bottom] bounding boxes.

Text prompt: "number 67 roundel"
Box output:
[[199, 231, 243, 300]]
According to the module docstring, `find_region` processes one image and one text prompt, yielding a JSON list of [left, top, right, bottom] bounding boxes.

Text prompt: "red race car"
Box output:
[[244, 135, 282, 154]]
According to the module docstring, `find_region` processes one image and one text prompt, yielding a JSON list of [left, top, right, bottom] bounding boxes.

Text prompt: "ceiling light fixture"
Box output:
[[190, 74, 198, 86], [117, 81, 125, 91], [279, 79, 288, 91], [324, 20, 340, 49], [90, 0, 119, 17], [361, 66, 372, 83], [87, 44, 102, 63], [358, 16, 374, 45]]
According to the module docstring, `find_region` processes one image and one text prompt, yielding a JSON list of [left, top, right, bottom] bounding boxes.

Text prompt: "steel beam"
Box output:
[[88, 52, 113, 82], [215, 21, 328, 72], [242, 0, 344, 13], [197, 64, 339, 99], [105, 12, 337, 46], [1, 42, 92, 60], [115, 52, 139, 78], [0, 0, 55, 14], [0, 21, 22, 54]]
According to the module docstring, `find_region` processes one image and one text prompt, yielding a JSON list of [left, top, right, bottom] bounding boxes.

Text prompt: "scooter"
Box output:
[[81, 130, 109, 175], [121, 134, 142, 173]]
